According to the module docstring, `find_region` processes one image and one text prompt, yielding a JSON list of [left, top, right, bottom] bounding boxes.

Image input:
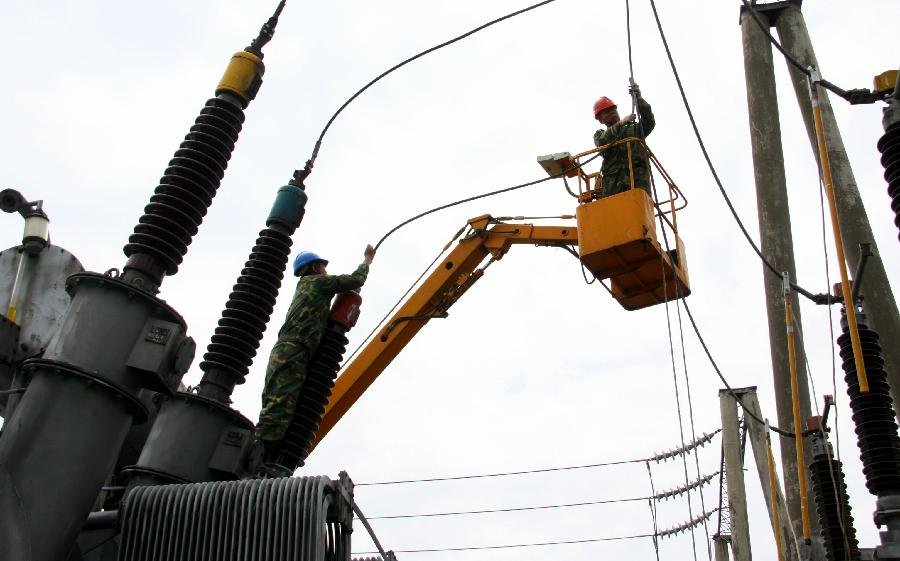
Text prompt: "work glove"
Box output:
[[629, 82, 641, 97], [607, 114, 636, 135]]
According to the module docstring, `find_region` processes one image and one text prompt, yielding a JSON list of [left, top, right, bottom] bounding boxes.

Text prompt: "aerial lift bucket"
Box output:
[[575, 187, 690, 310], [538, 140, 691, 310]]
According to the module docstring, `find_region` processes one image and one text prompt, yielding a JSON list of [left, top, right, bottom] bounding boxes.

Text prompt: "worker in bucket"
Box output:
[[255, 243, 376, 458], [592, 83, 656, 197]]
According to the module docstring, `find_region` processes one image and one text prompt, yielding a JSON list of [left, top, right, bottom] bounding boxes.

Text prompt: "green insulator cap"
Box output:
[[267, 185, 308, 230]]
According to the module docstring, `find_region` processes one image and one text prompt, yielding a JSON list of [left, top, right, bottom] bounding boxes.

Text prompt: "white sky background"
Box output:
[[2, 1, 898, 560]]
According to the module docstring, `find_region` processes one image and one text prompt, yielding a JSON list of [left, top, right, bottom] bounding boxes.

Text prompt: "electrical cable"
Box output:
[[815, 170, 841, 464], [374, 151, 602, 250], [351, 533, 656, 554], [360, 495, 648, 520], [646, 0, 827, 305], [340, 226, 466, 370], [355, 455, 645, 486], [295, 0, 560, 184], [679, 295, 804, 438], [0, 388, 25, 395], [675, 301, 714, 561], [659, 250, 700, 561]]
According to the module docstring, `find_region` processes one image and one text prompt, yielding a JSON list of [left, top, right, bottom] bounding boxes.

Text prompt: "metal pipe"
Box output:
[[83, 510, 119, 531], [6, 251, 27, 322]]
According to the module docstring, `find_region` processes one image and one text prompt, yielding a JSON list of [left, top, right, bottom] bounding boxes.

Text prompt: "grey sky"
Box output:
[[2, 1, 898, 559]]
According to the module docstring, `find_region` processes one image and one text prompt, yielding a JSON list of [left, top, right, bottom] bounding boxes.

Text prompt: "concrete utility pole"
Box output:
[[773, 4, 900, 419], [720, 390, 753, 561], [714, 538, 732, 561], [739, 390, 809, 561], [739, 6, 816, 547]]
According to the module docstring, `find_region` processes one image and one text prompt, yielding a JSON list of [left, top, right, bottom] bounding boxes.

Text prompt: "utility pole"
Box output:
[[739, 390, 809, 561], [773, 3, 900, 419], [739, 6, 816, 547], [720, 389, 753, 561]]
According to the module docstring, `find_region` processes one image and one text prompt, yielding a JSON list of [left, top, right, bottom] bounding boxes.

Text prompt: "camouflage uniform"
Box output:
[[592, 95, 656, 197], [255, 263, 369, 444]]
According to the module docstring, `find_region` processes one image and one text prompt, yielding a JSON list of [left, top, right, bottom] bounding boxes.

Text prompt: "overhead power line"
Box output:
[[352, 533, 656, 555], [355, 455, 644, 486], [361, 495, 648, 520], [356, 427, 721, 486]]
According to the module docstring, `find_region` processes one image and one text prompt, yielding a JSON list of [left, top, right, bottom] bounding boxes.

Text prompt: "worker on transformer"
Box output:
[[592, 83, 655, 197], [255, 244, 376, 458]]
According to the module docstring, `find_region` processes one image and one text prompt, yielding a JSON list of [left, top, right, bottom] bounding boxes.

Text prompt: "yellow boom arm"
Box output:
[[310, 214, 578, 450]]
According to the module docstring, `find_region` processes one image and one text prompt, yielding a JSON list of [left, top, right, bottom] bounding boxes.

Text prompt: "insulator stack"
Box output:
[[809, 436, 861, 561], [838, 309, 900, 496], [272, 324, 349, 471], [124, 96, 245, 278], [199, 227, 293, 395], [878, 122, 900, 240]]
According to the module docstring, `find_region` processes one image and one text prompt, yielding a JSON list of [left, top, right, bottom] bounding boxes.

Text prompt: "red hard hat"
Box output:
[[593, 96, 616, 119]]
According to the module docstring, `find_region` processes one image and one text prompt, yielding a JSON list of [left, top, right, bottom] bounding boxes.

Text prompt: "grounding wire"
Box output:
[[374, 151, 603, 250], [360, 495, 648, 520], [297, 0, 560, 182], [352, 533, 656, 554], [646, 0, 825, 304]]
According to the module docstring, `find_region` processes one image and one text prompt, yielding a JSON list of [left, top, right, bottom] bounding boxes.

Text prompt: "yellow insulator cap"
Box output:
[[216, 51, 265, 106], [873, 70, 898, 95]]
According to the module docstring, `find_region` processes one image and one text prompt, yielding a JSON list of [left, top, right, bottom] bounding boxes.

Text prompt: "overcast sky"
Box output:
[[2, 1, 898, 560]]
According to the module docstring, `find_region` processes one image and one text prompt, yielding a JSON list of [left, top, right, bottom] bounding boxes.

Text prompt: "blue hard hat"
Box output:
[[293, 251, 328, 276]]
